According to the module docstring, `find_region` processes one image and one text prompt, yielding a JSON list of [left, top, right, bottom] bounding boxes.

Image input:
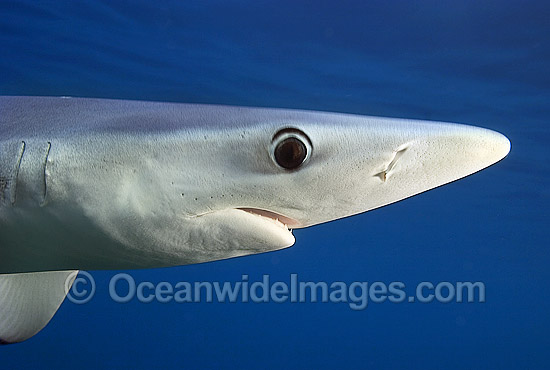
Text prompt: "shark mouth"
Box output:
[[237, 208, 301, 229]]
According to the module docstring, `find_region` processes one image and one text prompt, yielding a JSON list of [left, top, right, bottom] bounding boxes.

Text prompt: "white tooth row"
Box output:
[[242, 210, 292, 232], [263, 215, 289, 231]]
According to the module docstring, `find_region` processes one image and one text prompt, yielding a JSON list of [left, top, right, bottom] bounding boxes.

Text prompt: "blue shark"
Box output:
[[0, 96, 510, 343]]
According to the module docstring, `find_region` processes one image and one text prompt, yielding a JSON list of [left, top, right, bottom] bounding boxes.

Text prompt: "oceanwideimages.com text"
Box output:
[[67, 272, 486, 310]]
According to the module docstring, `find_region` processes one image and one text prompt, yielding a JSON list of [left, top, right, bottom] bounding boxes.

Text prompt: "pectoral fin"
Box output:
[[0, 270, 77, 344]]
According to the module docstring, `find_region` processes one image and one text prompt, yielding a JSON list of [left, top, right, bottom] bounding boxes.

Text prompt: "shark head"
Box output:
[[146, 107, 510, 258], [0, 97, 511, 270], [0, 97, 512, 344]]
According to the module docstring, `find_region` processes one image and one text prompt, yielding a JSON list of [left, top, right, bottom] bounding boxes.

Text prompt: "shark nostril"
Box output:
[[374, 145, 409, 182]]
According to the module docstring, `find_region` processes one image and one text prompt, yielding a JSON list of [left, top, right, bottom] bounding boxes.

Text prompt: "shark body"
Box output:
[[0, 96, 510, 343]]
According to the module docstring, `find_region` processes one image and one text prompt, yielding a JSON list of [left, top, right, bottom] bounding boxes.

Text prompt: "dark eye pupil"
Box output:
[[274, 137, 307, 169]]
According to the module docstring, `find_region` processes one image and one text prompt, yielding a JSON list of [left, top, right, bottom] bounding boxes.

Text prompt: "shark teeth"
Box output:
[[237, 208, 300, 229], [239, 209, 292, 232]]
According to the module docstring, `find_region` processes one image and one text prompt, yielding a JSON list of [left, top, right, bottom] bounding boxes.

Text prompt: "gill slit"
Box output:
[[11, 141, 26, 205], [41, 142, 51, 206]]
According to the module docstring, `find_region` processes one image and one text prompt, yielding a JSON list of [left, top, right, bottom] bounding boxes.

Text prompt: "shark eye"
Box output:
[[271, 128, 311, 170]]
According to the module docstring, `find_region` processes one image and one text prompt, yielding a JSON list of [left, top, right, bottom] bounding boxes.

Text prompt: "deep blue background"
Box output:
[[1, 1, 548, 368]]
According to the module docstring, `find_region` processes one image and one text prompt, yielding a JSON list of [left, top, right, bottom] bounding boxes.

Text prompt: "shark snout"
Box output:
[[282, 120, 511, 229], [478, 128, 511, 164], [444, 125, 511, 172], [371, 124, 510, 186], [399, 124, 511, 189]]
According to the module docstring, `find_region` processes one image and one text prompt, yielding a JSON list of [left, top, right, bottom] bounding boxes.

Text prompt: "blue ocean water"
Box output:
[[1, 0, 548, 368]]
